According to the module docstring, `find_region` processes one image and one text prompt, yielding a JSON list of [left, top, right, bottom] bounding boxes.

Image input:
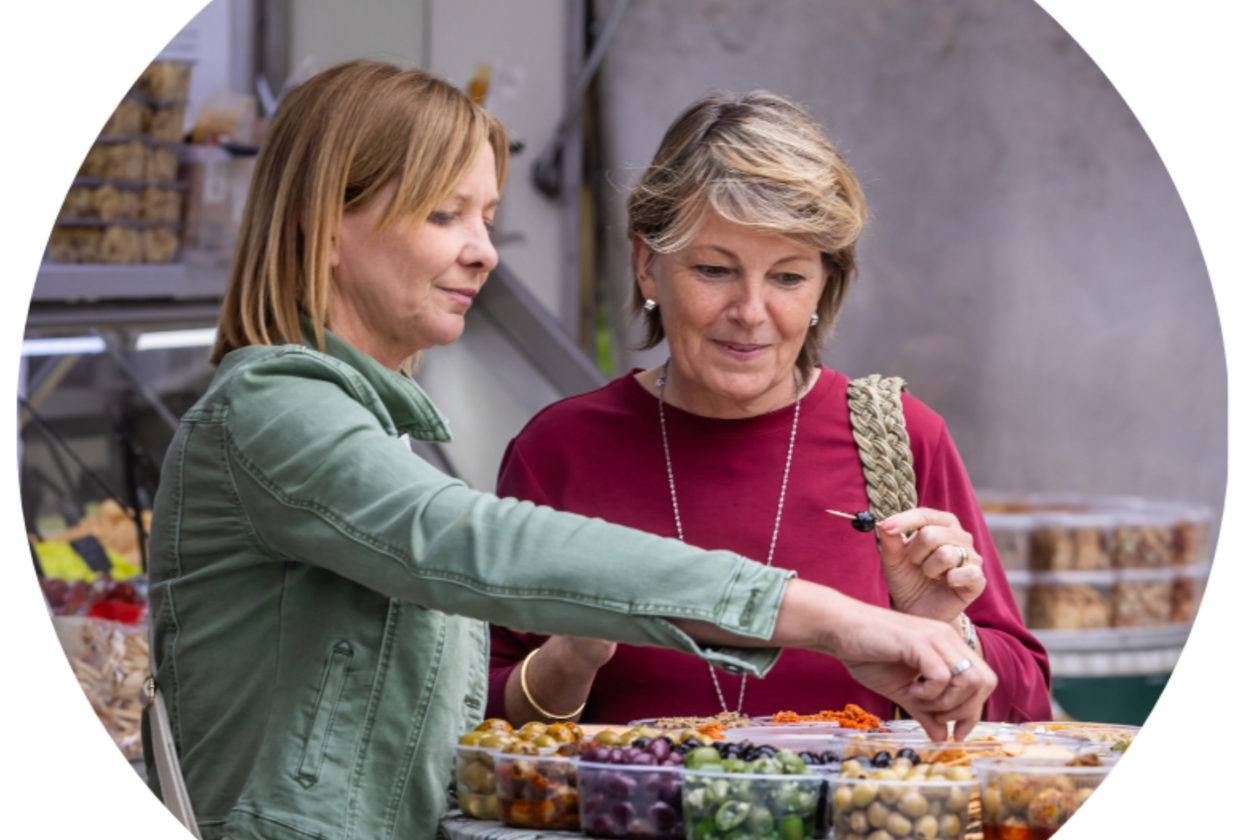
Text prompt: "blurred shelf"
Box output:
[[33, 263, 229, 303], [1033, 625, 1191, 677]]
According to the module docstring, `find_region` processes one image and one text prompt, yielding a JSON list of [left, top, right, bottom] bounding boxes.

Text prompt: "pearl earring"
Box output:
[[644, 299, 658, 312], [810, 313, 820, 326]]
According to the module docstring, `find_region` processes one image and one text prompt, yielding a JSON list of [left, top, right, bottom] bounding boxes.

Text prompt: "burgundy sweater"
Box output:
[[486, 368, 1051, 724]]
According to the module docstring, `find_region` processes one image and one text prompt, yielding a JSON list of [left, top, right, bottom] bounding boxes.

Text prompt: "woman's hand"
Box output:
[[877, 508, 986, 625], [502, 636, 616, 725]]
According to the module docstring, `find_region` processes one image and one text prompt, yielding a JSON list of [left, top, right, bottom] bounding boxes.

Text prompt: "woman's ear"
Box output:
[[632, 234, 658, 302]]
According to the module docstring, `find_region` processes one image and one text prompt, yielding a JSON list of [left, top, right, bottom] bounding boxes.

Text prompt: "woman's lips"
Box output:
[[443, 287, 478, 307], [713, 339, 769, 360]]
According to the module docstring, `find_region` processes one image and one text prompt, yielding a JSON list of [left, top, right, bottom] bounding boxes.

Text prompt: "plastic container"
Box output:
[[1005, 569, 1032, 625], [59, 183, 141, 222], [829, 773, 976, 840], [140, 187, 183, 223], [144, 103, 186, 142], [141, 225, 180, 263], [1026, 570, 1114, 630], [577, 762, 683, 838], [47, 223, 143, 264], [454, 745, 499, 821], [1016, 717, 1141, 757], [495, 752, 580, 831], [840, 738, 1082, 770], [146, 145, 180, 182], [983, 511, 1034, 571], [101, 97, 144, 136], [1111, 566, 1175, 628], [139, 60, 192, 100], [879, 720, 1027, 740], [1112, 508, 1175, 568], [682, 769, 824, 840], [974, 757, 1111, 839], [1028, 511, 1115, 571], [78, 139, 148, 180], [1171, 562, 1212, 623], [1172, 504, 1213, 566]]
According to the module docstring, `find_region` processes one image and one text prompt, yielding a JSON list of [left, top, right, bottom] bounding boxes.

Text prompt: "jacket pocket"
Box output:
[[296, 640, 353, 787]]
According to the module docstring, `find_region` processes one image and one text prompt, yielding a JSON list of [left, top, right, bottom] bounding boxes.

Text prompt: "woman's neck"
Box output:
[[635, 363, 821, 419]]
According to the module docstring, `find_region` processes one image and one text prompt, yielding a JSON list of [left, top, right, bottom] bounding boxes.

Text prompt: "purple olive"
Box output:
[[648, 801, 678, 831], [632, 752, 657, 767], [587, 813, 622, 837], [647, 738, 671, 762], [662, 753, 684, 767], [609, 748, 625, 764], [606, 772, 637, 798], [584, 747, 611, 764], [622, 747, 643, 763], [611, 800, 636, 825], [658, 775, 683, 806]]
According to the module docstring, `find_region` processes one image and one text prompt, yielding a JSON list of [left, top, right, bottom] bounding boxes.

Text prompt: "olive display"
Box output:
[[454, 719, 587, 821], [681, 747, 823, 840], [977, 760, 1106, 840], [454, 746, 499, 821], [830, 754, 975, 840], [495, 752, 581, 831], [579, 738, 686, 838]]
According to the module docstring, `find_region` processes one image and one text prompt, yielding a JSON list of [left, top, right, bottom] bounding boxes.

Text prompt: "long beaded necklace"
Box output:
[[656, 358, 802, 715]]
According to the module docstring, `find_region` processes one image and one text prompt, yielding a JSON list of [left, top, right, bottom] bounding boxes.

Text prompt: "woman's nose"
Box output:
[[731, 278, 768, 325], [461, 221, 499, 273]]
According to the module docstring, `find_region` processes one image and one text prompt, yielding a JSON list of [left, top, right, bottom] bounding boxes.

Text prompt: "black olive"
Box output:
[[682, 738, 703, 750], [871, 751, 893, 768], [852, 511, 877, 533], [759, 745, 777, 758], [820, 750, 840, 764], [896, 748, 920, 763], [633, 738, 651, 750], [658, 736, 675, 748]]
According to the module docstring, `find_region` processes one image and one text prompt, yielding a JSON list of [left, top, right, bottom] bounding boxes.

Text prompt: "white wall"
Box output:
[[289, 0, 428, 70]]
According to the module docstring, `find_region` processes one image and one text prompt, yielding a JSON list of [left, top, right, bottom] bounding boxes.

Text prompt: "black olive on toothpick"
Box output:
[[826, 508, 877, 533]]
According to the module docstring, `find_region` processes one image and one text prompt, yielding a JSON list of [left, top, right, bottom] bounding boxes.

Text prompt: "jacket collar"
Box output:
[[299, 314, 453, 443]]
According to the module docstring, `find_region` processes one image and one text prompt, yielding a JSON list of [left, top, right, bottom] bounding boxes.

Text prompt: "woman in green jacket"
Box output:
[[145, 60, 995, 840]]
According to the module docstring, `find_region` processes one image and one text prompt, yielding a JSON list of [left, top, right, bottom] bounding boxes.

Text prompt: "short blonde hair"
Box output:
[[211, 60, 508, 366], [627, 91, 866, 382]]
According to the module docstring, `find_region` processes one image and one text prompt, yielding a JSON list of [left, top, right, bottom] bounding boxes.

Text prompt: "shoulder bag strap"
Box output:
[[141, 671, 203, 838], [846, 373, 919, 525]]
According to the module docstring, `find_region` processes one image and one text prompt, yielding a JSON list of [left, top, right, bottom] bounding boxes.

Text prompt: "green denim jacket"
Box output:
[[143, 323, 793, 840]]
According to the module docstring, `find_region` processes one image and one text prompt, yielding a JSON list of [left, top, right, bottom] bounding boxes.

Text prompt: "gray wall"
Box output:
[[596, 0, 1225, 535]]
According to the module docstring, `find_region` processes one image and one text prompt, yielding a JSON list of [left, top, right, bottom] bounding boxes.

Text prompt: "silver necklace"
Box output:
[[656, 359, 802, 715]]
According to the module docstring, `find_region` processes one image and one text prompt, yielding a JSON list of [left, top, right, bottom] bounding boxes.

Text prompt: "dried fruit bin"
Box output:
[[1110, 566, 1176, 628], [974, 757, 1110, 840], [1112, 508, 1175, 568], [1028, 511, 1115, 571], [494, 752, 581, 831], [1171, 563, 1212, 623], [682, 769, 823, 840], [1026, 570, 1114, 630]]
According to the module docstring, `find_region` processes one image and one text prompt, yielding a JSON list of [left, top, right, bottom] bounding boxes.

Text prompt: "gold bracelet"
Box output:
[[520, 648, 587, 721]]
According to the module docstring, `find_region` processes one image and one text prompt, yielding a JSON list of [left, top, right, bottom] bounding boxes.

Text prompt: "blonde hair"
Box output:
[[627, 91, 866, 382], [211, 60, 508, 366]]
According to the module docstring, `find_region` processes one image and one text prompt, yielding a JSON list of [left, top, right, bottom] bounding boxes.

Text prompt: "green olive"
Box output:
[[516, 721, 548, 740], [851, 810, 871, 835], [893, 757, 914, 775], [886, 812, 913, 837], [879, 781, 902, 805], [867, 829, 895, 840], [834, 785, 855, 813], [852, 782, 879, 810], [947, 766, 974, 782], [868, 800, 890, 829], [458, 730, 489, 747], [945, 786, 968, 812], [478, 732, 516, 750], [938, 813, 962, 838], [913, 815, 939, 840], [926, 800, 943, 819], [898, 790, 929, 819], [474, 718, 513, 733], [843, 758, 868, 776], [531, 734, 559, 749]]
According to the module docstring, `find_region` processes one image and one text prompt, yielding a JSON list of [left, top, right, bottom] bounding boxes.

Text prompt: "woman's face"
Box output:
[[634, 212, 828, 417], [329, 143, 500, 369]]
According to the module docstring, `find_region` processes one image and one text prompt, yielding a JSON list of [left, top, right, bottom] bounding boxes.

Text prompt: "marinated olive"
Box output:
[[461, 760, 495, 793], [886, 812, 913, 837], [595, 730, 624, 746], [852, 782, 879, 809], [897, 790, 928, 819], [516, 721, 548, 740], [1000, 773, 1036, 813], [479, 731, 517, 750], [834, 784, 855, 813], [1027, 789, 1070, 828], [868, 801, 890, 829], [531, 734, 559, 749], [913, 814, 938, 840], [458, 730, 490, 747], [475, 717, 514, 733]]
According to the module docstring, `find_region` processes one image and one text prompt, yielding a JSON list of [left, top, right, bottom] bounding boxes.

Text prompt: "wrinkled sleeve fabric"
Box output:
[[903, 395, 1053, 722], [222, 352, 791, 678]]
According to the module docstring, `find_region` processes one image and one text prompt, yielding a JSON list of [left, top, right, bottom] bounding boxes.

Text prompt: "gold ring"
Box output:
[[955, 545, 969, 568]]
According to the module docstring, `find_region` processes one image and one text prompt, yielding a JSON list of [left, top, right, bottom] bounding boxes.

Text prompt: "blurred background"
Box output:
[[22, 0, 1224, 758]]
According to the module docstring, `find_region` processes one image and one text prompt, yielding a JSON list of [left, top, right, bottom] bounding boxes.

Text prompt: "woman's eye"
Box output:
[[428, 211, 455, 226], [483, 218, 497, 235], [695, 264, 730, 278], [774, 273, 806, 287]]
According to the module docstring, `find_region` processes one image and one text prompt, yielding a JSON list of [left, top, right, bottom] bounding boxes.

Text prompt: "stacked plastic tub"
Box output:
[[980, 494, 1213, 631], [49, 60, 191, 264]]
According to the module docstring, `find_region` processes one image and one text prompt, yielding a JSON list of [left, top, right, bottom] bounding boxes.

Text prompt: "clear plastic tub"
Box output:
[[1112, 508, 1175, 568], [830, 773, 976, 840], [139, 60, 192, 100], [1111, 566, 1175, 628], [454, 745, 499, 821], [1026, 570, 1114, 630], [879, 720, 1027, 740], [1172, 504, 1213, 566], [974, 757, 1111, 839], [983, 511, 1034, 571], [1006, 569, 1032, 625], [1172, 562, 1212, 623], [141, 226, 180, 263], [48, 223, 144, 264], [577, 762, 683, 838], [78, 139, 148, 181], [495, 752, 581, 831], [144, 103, 186, 142], [59, 183, 141, 222], [1016, 717, 1141, 757], [140, 187, 183, 223], [1028, 511, 1115, 571], [146, 145, 180, 182], [101, 97, 144, 136], [682, 769, 823, 840]]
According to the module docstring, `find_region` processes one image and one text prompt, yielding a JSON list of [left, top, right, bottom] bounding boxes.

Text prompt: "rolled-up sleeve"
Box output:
[[222, 352, 792, 678]]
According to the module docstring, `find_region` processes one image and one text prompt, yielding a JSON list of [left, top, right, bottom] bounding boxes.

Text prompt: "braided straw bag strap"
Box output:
[[847, 374, 919, 522]]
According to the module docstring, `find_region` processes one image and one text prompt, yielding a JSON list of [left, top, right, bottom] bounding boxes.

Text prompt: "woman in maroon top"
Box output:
[[488, 92, 1050, 727]]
